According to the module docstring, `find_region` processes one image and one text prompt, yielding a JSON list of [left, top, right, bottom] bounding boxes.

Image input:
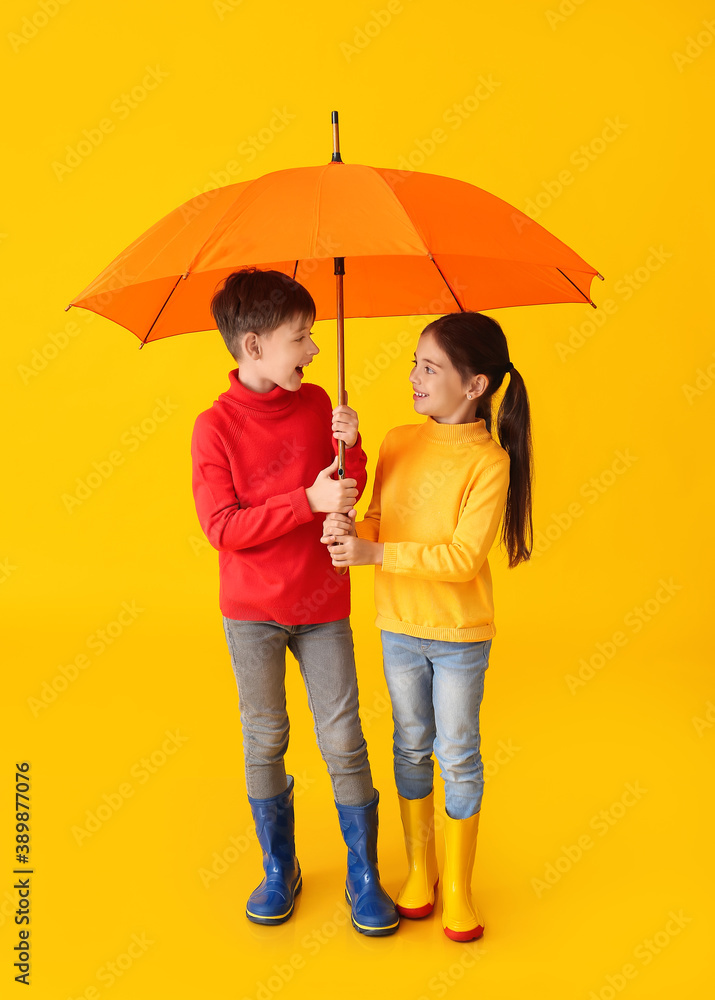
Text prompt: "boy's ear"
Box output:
[[242, 331, 261, 359]]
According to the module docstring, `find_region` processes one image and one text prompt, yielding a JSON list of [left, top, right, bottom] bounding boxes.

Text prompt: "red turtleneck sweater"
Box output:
[[191, 370, 368, 625]]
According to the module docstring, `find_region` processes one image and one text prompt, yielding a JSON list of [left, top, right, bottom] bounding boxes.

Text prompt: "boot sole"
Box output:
[[246, 875, 303, 925], [443, 922, 484, 942], [397, 878, 439, 918], [345, 887, 400, 936]]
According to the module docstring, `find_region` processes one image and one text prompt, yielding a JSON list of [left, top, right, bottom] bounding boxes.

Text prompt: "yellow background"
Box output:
[[2, 0, 713, 997]]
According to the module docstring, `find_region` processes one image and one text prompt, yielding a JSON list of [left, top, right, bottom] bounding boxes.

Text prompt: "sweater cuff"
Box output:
[[343, 433, 365, 468], [289, 487, 315, 525], [381, 541, 398, 573]]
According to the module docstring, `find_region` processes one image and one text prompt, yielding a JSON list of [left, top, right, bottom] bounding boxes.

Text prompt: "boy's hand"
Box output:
[[306, 457, 358, 514], [332, 397, 359, 449], [320, 509, 357, 544]]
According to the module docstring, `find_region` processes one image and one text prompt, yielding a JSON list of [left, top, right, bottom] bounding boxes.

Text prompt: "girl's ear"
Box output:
[[471, 374, 489, 397]]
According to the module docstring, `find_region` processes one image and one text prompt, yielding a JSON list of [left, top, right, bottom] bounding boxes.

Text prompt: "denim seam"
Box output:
[[290, 641, 326, 761]]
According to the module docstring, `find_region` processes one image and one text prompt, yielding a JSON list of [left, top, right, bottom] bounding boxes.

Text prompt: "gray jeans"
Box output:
[[222, 616, 374, 806]]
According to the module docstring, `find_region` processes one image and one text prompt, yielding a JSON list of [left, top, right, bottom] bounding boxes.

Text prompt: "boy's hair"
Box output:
[[210, 267, 316, 360]]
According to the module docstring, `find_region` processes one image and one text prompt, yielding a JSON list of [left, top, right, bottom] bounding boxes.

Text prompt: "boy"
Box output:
[[190, 267, 398, 936]]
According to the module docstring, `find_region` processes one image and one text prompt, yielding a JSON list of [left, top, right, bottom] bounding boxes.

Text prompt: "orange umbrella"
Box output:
[[67, 111, 602, 478]]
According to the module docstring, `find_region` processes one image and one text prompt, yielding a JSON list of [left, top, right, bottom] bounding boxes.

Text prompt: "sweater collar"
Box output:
[[223, 369, 297, 413], [419, 416, 492, 446]]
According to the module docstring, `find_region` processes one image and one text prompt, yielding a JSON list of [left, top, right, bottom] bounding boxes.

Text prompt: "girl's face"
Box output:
[[409, 330, 487, 424]]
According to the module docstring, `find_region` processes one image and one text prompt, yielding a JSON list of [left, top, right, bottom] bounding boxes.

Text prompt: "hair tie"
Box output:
[[505, 361, 514, 373]]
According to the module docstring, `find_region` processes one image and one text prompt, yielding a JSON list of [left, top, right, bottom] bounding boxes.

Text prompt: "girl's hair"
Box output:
[[211, 267, 316, 360], [423, 311, 533, 568]]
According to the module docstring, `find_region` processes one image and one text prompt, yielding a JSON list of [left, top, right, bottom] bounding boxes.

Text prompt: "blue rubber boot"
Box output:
[[336, 791, 400, 936], [246, 775, 302, 925]]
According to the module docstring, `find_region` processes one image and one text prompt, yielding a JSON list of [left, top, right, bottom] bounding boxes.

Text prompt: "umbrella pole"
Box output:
[[332, 110, 347, 474], [331, 109, 348, 574], [335, 256, 346, 477], [332, 109, 346, 478], [334, 255, 348, 577]]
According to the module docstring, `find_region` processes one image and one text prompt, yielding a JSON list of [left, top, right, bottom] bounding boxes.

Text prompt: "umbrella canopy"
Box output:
[[67, 160, 601, 344], [68, 113, 601, 577]]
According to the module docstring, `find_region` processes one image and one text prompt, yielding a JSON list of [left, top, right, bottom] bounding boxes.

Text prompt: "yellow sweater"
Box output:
[[355, 416, 510, 642]]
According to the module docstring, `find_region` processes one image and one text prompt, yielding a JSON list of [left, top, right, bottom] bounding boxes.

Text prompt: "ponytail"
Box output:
[[424, 312, 533, 568], [495, 365, 533, 567]]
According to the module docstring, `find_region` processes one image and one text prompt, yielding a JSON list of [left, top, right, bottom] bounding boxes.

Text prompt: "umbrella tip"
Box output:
[[64, 304, 72, 312], [331, 111, 343, 163], [597, 272, 605, 280]]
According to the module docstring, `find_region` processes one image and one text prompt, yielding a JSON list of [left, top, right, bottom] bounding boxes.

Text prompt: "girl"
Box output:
[[320, 311, 533, 941]]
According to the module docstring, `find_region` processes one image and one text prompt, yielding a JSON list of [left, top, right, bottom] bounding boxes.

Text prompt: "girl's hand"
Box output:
[[332, 398, 359, 449], [326, 536, 384, 567], [320, 510, 357, 543]]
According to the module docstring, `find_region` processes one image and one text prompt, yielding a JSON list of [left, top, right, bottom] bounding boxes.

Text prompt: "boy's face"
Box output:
[[242, 312, 319, 391]]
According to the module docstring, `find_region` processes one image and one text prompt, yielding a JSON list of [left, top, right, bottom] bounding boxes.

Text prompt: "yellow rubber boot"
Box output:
[[395, 791, 439, 918], [441, 811, 484, 941]]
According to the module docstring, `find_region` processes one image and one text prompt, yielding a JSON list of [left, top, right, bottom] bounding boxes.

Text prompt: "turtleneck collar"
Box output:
[[419, 416, 492, 446], [224, 368, 297, 413]]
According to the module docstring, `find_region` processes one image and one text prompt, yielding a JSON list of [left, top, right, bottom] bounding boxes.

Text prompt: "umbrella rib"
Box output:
[[428, 255, 465, 312], [556, 267, 594, 306], [139, 274, 185, 347]]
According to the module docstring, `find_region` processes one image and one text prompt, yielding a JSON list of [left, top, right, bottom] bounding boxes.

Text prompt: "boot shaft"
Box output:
[[441, 810, 484, 940], [335, 791, 399, 936], [248, 776, 297, 869], [336, 792, 380, 872]]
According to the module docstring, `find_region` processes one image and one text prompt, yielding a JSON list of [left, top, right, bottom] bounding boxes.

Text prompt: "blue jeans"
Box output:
[[380, 630, 492, 820]]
